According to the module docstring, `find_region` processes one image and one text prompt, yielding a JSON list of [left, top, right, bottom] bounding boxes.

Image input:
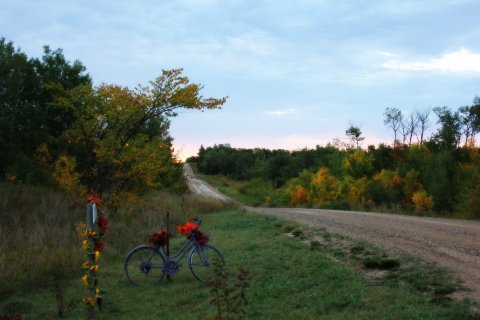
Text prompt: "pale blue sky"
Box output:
[[2, 0, 480, 159]]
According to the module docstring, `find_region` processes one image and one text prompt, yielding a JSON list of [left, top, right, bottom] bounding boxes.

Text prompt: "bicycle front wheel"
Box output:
[[189, 245, 225, 282], [124, 245, 166, 285]]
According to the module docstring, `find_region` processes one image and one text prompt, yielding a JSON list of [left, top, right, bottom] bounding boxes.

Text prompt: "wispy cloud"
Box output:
[[382, 48, 480, 73], [264, 108, 296, 116]]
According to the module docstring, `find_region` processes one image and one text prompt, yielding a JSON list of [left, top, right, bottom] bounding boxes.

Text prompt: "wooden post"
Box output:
[[166, 210, 170, 281], [86, 204, 96, 319]]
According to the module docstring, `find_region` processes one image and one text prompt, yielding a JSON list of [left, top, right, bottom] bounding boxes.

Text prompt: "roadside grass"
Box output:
[[191, 165, 272, 207], [194, 172, 264, 206], [3, 209, 478, 319]]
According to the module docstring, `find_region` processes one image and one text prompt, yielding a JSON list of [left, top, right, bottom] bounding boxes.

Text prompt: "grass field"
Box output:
[[2, 208, 478, 319]]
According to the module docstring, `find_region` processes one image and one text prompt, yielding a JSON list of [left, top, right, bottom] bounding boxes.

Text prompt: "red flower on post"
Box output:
[[97, 217, 109, 235], [88, 193, 102, 207], [94, 240, 104, 252]]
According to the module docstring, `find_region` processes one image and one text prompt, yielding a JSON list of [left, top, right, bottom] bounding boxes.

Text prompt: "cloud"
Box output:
[[227, 30, 277, 56], [264, 108, 296, 116], [382, 48, 480, 73], [373, 50, 397, 58]]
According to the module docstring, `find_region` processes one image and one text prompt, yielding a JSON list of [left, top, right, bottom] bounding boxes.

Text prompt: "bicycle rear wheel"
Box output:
[[189, 245, 225, 282], [124, 245, 166, 285]]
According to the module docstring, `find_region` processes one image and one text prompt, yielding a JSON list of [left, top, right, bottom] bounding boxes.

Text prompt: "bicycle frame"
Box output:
[[157, 234, 202, 264]]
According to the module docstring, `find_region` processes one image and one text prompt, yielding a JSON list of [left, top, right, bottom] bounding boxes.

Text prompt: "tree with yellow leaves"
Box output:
[[309, 167, 339, 205], [49, 69, 226, 202]]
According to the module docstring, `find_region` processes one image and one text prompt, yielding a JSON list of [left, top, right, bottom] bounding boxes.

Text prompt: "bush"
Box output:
[[363, 257, 400, 270], [411, 190, 434, 213]]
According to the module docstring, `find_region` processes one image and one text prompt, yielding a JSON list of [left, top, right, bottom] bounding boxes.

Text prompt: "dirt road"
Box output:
[[184, 163, 232, 202], [184, 164, 480, 300]]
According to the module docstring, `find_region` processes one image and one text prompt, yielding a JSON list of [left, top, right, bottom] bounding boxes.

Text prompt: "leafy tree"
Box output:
[[459, 98, 480, 147], [426, 151, 459, 212], [0, 38, 91, 182], [309, 167, 339, 205], [343, 176, 369, 208], [384, 107, 403, 145], [432, 106, 461, 150], [368, 144, 395, 172], [55, 69, 226, 199], [345, 125, 365, 148], [403, 169, 423, 207], [456, 148, 480, 217], [366, 169, 402, 205], [342, 149, 374, 178]]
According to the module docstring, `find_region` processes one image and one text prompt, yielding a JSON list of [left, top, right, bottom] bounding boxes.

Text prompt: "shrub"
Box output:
[[291, 185, 309, 205], [363, 257, 400, 270], [411, 190, 434, 213]]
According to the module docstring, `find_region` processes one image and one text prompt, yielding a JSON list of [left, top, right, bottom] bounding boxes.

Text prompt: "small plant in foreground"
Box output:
[[310, 240, 322, 250], [207, 266, 251, 320]]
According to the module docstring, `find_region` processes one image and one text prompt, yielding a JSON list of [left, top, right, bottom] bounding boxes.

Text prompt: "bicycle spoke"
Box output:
[[124, 246, 166, 285], [189, 245, 225, 282]]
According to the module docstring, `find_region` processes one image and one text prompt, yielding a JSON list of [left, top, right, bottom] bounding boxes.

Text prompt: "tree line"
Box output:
[[383, 104, 480, 148], [0, 38, 226, 204], [192, 98, 480, 218]]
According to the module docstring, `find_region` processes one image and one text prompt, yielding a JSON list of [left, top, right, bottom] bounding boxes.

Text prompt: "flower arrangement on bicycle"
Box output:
[[148, 221, 209, 248], [177, 221, 209, 245]]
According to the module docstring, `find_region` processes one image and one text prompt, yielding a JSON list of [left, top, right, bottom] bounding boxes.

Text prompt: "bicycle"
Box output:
[[124, 219, 225, 284]]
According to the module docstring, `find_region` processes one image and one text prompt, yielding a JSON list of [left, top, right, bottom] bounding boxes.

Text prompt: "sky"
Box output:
[[2, 0, 480, 160]]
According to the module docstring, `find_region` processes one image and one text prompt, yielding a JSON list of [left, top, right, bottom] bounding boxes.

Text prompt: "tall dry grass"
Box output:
[[0, 182, 233, 299], [0, 183, 83, 299]]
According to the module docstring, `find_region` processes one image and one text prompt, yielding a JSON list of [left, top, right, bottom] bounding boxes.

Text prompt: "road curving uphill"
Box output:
[[184, 163, 233, 202], [184, 163, 480, 301]]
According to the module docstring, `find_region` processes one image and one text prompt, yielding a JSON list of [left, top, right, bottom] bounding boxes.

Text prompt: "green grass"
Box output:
[[195, 173, 264, 206], [3, 209, 478, 319], [194, 173, 275, 208]]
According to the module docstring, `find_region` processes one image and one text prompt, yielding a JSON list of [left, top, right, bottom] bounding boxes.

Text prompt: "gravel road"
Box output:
[[184, 164, 480, 300], [184, 163, 232, 202]]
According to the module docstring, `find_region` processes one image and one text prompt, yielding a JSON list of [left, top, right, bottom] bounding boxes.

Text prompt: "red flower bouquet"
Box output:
[[94, 240, 104, 252], [177, 221, 209, 245], [97, 217, 109, 235], [148, 229, 171, 248], [177, 221, 198, 237]]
